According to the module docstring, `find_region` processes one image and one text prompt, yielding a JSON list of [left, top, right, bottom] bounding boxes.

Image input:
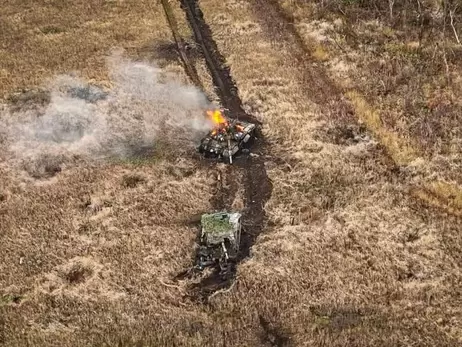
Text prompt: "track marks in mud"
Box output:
[[237, 156, 272, 260], [160, 0, 205, 90], [209, 164, 241, 210], [159, 0, 273, 300], [180, 0, 256, 123]]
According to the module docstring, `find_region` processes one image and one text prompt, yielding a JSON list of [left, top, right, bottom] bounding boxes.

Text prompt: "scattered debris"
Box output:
[[195, 211, 242, 276], [174, 211, 243, 301]]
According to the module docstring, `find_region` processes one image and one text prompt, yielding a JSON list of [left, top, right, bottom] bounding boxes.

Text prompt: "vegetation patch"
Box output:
[[201, 213, 233, 233], [346, 90, 420, 166], [121, 174, 146, 188], [0, 294, 23, 306], [412, 180, 462, 217]]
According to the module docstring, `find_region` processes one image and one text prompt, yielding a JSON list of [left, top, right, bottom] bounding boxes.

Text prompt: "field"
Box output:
[[1, 0, 461, 346]]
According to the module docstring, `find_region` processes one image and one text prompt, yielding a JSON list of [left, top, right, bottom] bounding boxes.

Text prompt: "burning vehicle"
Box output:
[[198, 108, 256, 163], [194, 211, 242, 277]]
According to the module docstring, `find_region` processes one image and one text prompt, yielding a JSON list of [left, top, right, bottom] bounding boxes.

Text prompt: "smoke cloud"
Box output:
[[0, 51, 215, 179]]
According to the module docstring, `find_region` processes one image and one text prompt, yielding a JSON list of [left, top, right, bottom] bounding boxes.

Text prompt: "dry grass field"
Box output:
[[1, 0, 461, 346], [275, 0, 462, 213], [1, 0, 163, 96]]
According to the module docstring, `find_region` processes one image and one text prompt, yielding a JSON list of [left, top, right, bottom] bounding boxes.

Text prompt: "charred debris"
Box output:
[[197, 108, 257, 164]]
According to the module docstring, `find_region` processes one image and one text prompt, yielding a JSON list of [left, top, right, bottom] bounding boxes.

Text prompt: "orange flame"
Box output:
[[207, 109, 227, 126]]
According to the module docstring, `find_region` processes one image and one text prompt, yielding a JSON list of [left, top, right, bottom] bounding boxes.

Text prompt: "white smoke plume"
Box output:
[[0, 51, 215, 179]]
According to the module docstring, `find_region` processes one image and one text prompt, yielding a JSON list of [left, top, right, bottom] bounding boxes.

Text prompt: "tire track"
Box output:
[[179, 0, 258, 123], [160, 0, 206, 91], [168, 0, 272, 301], [249, 0, 344, 109], [252, 0, 462, 219]]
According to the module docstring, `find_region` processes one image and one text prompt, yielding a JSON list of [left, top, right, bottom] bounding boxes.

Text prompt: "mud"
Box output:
[[209, 164, 240, 211], [179, 0, 258, 123], [157, 0, 273, 301], [235, 154, 272, 259]]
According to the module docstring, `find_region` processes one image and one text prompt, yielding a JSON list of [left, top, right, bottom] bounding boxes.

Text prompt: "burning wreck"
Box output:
[[198, 108, 256, 163]]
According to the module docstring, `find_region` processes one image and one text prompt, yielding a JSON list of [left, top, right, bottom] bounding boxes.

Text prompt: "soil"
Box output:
[[160, 0, 273, 301], [180, 0, 258, 123]]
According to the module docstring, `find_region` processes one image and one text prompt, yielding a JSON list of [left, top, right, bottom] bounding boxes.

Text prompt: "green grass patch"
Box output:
[[201, 213, 233, 234], [1, 294, 23, 306]]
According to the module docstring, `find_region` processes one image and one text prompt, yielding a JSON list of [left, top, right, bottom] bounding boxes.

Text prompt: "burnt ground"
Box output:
[[161, 0, 273, 301]]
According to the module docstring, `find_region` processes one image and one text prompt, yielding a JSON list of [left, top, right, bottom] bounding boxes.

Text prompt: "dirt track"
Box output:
[[160, 0, 205, 92], [161, 0, 273, 300], [250, 0, 342, 107], [180, 0, 252, 122]]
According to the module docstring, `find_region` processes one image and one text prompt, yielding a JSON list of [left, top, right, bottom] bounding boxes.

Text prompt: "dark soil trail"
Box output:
[[173, 0, 273, 300], [179, 0, 258, 123], [208, 164, 239, 212]]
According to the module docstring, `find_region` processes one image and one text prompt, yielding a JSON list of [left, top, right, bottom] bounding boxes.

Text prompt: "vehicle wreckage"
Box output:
[[193, 211, 242, 277], [197, 108, 256, 164]]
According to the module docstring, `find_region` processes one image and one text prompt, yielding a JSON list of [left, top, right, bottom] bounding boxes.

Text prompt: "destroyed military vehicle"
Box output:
[[194, 211, 242, 277], [198, 109, 256, 163]]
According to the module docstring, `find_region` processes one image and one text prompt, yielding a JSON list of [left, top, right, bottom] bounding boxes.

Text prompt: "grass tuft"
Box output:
[[346, 90, 420, 165], [412, 180, 462, 217]]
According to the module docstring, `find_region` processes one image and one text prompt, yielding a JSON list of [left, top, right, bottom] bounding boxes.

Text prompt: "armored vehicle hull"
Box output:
[[195, 212, 242, 276], [197, 117, 256, 162]]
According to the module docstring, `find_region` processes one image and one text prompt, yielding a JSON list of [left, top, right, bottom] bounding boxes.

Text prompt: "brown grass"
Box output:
[[0, 1, 184, 98], [275, 0, 462, 216], [346, 90, 420, 166], [197, 0, 462, 345], [161, 0, 220, 103], [1, 0, 462, 346], [412, 181, 462, 217]]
